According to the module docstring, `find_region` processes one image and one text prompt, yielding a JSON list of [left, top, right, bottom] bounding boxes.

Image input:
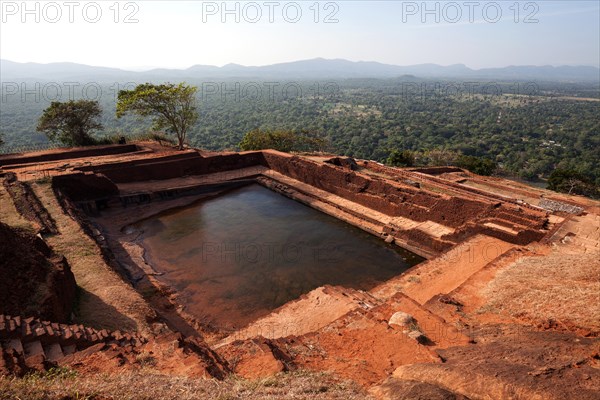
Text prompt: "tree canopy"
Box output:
[[36, 100, 103, 146], [386, 150, 416, 167], [3, 78, 598, 196], [239, 128, 327, 153], [116, 83, 198, 150], [547, 168, 599, 197], [456, 155, 498, 176]]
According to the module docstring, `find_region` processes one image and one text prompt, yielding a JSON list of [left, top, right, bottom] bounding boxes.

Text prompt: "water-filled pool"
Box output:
[[134, 184, 423, 329]]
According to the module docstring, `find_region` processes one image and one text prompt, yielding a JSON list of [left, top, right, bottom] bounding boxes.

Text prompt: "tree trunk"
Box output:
[[177, 129, 186, 150]]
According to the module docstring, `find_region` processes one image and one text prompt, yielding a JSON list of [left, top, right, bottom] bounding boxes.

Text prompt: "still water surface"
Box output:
[[135, 184, 423, 329]]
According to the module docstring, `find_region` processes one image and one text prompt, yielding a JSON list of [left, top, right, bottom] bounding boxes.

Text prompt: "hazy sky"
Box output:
[[1, 1, 598, 70]]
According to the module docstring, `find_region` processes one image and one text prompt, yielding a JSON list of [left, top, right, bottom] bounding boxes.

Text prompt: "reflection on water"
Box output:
[[135, 184, 423, 329]]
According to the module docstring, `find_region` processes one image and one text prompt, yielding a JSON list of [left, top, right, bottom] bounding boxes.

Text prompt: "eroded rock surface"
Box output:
[[0, 222, 76, 322]]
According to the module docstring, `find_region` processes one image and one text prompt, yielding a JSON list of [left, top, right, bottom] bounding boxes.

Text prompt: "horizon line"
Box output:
[[2, 58, 599, 73]]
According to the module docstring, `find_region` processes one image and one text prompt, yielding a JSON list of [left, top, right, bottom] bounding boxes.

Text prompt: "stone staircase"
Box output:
[[0, 314, 147, 374]]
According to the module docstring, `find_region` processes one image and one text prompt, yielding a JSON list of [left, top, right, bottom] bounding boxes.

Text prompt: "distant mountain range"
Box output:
[[1, 58, 599, 82]]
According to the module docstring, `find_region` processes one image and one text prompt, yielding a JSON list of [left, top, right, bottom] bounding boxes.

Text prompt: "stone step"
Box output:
[[483, 221, 519, 235], [62, 344, 76, 356], [6, 338, 24, 354], [414, 220, 455, 238], [0, 349, 7, 373], [24, 340, 44, 358], [24, 340, 45, 367], [44, 342, 64, 362], [1, 315, 148, 369], [7, 319, 17, 333]]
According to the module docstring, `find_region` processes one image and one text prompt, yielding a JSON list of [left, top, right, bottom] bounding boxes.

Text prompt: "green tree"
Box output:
[[36, 100, 103, 146], [425, 149, 459, 166], [547, 168, 598, 197], [239, 128, 326, 153], [116, 83, 198, 150], [386, 150, 415, 167], [456, 155, 497, 176]]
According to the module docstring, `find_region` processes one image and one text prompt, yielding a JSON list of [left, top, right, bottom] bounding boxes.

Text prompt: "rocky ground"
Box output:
[[0, 142, 598, 399]]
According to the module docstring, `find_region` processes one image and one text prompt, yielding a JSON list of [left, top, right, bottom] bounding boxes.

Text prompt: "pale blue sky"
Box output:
[[1, 0, 598, 69]]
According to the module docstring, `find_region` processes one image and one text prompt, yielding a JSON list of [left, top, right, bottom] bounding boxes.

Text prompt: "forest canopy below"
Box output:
[[1, 78, 599, 190]]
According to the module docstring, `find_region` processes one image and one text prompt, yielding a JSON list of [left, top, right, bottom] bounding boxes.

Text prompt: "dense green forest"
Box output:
[[1, 78, 599, 188]]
